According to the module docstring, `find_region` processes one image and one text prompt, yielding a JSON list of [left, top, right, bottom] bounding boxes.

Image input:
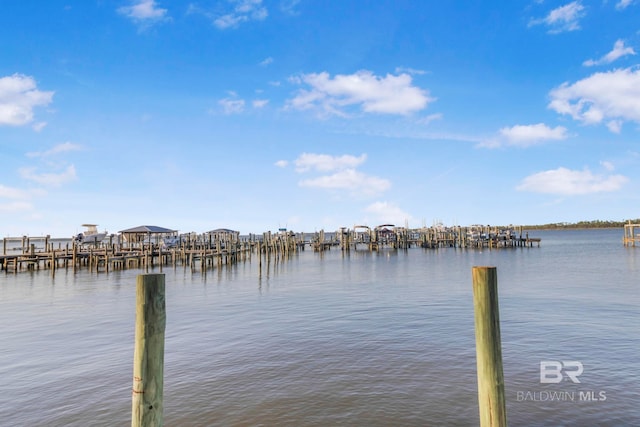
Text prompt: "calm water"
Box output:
[[0, 229, 638, 426]]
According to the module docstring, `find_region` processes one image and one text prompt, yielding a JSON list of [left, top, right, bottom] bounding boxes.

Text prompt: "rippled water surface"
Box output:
[[1, 229, 638, 426]]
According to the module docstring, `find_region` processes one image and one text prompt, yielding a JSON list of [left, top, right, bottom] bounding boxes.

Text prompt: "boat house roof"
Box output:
[[119, 225, 177, 234], [206, 228, 239, 234]]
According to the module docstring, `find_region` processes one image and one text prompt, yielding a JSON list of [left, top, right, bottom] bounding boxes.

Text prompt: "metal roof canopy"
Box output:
[[119, 225, 177, 234], [206, 228, 239, 234]]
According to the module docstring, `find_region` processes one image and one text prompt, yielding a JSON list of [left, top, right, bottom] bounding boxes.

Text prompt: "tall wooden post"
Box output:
[[132, 274, 166, 427], [51, 250, 56, 277], [472, 266, 507, 427]]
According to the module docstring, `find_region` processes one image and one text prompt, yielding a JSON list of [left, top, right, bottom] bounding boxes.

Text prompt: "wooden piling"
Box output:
[[51, 250, 56, 277], [623, 222, 640, 247], [132, 274, 166, 427], [472, 266, 507, 427]]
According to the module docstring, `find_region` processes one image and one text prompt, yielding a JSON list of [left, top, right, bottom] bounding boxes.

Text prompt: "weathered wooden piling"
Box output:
[[623, 221, 640, 247], [132, 274, 166, 427], [50, 250, 56, 277], [472, 266, 507, 427]]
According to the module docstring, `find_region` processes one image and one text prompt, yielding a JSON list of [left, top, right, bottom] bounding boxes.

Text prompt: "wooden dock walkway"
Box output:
[[0, 245, 255, 274], [1, 225, 542, 274], [0, 236, 255, 274], [313, 225, 541, 252]]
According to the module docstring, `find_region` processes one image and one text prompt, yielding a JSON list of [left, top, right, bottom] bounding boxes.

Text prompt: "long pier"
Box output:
[[313, 225, 541, 252], [0, 237, 249, 275], [1, 224, 542, 274]]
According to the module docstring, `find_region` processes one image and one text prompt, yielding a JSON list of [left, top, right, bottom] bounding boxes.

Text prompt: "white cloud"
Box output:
[[0, 74, 53, 126], [32, 122, 47, 132], [548, 67, 640, 130], [252, 99, 269, 108], [616, 0, 634, 10], [495, 123, 568, 147], [19, 165, 77, 187], [0, 184, 33, 200], [218, 97, 245, 114], [0, 200, 33, 213], [280, 0, 300, 15], [117, 0, 168, 24], [364, 201, 412, 225], [213, 0, 268, 29], [294, 153, 367, 172], [259, 57, 273, 66], [214, 14, 245, 29], [583, 39, 636, 66], [286, 70, 434, 117], [299, 169, 390, 196], [529, 1, 585, 33], [517, 167, 627, 195], [292, 153, 390, 197], [606, 119, 623, 133], [600, 161, 615, 171], [416, 113, 443, 125], [394, 67, 427, 75], [26, 142, 83, 158], [274, 160, 288, 168], [0, 184, 44, 214]]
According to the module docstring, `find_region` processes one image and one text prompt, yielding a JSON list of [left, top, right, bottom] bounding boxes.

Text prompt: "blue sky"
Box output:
[[1, 0, 639, 237]]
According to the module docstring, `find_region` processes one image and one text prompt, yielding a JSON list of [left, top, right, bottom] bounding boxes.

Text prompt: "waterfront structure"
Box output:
[[1, 223, 545, 274], [623, 222, 640, 247]]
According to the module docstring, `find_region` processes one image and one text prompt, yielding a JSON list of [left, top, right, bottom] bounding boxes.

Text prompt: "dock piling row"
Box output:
[[1, 225, 545, 274]]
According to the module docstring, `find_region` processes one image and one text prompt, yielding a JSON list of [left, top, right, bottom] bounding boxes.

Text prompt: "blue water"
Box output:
[[0, 229, 638, 426]]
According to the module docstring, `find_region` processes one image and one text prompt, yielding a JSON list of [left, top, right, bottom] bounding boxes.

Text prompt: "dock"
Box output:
[[313, 224, 541, 252], [623, 222, 640, 247], [0, 234, 255, 274], [1, 224, 542, 274]]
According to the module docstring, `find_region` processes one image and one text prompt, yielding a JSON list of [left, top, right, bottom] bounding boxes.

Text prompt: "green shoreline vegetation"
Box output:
[[522, 219, 640, 230]]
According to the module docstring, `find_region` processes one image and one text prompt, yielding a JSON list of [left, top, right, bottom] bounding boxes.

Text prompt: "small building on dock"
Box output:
[[374, 224, 396, 245], [119, 225, 178, 247], [205, 228, 240, 242]]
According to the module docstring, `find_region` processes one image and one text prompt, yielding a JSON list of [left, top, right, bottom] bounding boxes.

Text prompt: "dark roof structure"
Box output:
[[206, 228, 239, 234], [119, 225, 177, 234]]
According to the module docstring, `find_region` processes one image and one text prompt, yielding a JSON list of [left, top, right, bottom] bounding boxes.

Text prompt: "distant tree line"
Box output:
[[523, 219, 640, 229]]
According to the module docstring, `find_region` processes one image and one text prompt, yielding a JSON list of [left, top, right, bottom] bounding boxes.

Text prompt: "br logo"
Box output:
[[540, 361, 583, 383]]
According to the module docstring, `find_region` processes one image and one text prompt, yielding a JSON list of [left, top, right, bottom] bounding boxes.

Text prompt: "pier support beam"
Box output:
[[132, 274, 166, 427], [472, 266, 507, 427]]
